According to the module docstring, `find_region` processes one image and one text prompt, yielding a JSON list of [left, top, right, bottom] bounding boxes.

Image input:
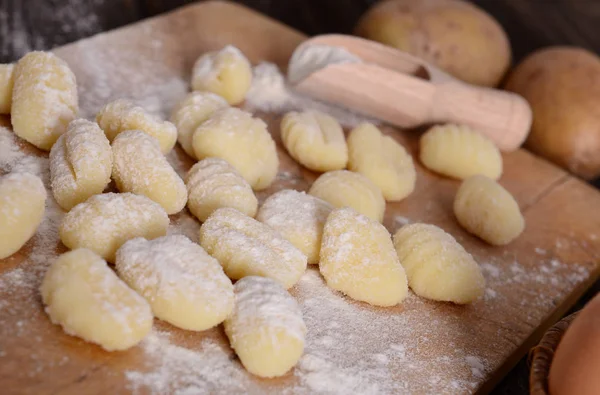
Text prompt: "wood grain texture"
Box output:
[[0, 2, 598, 394]]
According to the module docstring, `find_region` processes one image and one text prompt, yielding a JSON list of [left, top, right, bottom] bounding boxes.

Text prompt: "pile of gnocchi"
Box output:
[[0, 45, 524, 378]]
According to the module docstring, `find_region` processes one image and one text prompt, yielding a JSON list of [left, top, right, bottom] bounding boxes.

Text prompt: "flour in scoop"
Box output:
[[244, 62, 377, 128], [287, 44, 361, 85]]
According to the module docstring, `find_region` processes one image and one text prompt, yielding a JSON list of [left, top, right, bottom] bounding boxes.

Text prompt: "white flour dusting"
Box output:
[[126, 331, 252, 394], [465, 356, 486, 378]]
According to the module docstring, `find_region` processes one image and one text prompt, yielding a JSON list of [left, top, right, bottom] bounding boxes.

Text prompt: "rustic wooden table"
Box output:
[[0, 1, 598, 393]]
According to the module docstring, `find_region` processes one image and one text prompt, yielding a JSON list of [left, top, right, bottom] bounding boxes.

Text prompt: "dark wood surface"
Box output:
[[0, 1, 598, 393]]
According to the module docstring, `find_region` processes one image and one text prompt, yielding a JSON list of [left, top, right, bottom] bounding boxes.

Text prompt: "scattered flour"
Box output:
[[126, 331, 252, 395], [465, 356, 486, 378]]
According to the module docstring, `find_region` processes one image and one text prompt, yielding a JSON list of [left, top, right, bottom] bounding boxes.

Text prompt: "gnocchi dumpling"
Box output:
[[348, 122, 416, 201], [199, 208, 307, 289], [256, 189, 333, 264], [192, 108, 278, 190], [320, 207, 408, 306], [11, 52, 78, 150], [224, 276, 306, 378], [420, 124, 503, 180], [115, 235, 234, 331], [40, 248, 153, 351], [191, 45, 252, 105], [96, 99, 177, 154], [454, 175, 525, 246], [59, 193, 169, 263], [49, 119, 112, 210], [0, 64, 14, 114], [393, 223, 485, 304], [0, 173, 46, 259], [280, 110, 348, 172], [112, 130, 187, 215], [170, 91, 228, 159], [186, 157, 258, 222], [309, 170, 385, 223]]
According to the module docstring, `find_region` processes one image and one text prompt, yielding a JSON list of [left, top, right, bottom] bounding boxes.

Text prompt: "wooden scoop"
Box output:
[[288, 34, 532, 152]]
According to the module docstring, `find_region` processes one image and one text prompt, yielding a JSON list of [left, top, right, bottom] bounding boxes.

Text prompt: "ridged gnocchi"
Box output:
[[393, 223, 485, 304], [59, 193, 169, 263], [0, 64, 14, 114], [420, 124, 503, 180], [112, 130, 187, 215], [170, 91, 228, 159], [224, 276, 306, 378], [115, 235, 234, 331], [49, 119, 112, 211], [454, 175, 525, 246], [192, 108, 278, 190], [0, 173, 47, 259], [256, 189, 333, 264], [186, 157, 257, 222], [309, 170, 385, 222], [11, 51, 78, 150], [40, 248, 153, 351], [320, 207, 408, 306], [280, 110, 348, 172], [96, 99, 177, 154], [199, 208, 307, 289], [191, 45, 252, 105], [348, 123, 416, 201]]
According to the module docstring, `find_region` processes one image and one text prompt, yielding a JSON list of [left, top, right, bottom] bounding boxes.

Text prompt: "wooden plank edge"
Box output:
[[476, 267, 599, 395], [477, 174, 600, 394], [53, 0, 305, 56]]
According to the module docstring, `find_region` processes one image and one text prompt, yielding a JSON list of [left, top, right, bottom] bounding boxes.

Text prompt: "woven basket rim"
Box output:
[[528, 312, 579, 395]]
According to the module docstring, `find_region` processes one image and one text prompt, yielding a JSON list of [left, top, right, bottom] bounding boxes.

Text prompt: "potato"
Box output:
[[505, 47, 600, 179], [354, 0, 511, 87]]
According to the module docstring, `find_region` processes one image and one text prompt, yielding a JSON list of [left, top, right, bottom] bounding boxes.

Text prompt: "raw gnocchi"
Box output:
[[224, 276, 306, 378], [170, 91, 228, 159], [454, 175, 525, 245], [59, 193, 169, 263], [11, 51, 78, 150], [49, 119, 112, 210], [256, 189, 333, 264], [199, 207, 307, 289], [348, 123, 416, 201], [393, 223, 485, 304], [112, 130, 187, 215], [420, 124, 503, 180], [191, 45, 252, 105], [280, 110, 348, 172], [0, 173, 46, 259], [0, 64, 14, 114], [96, 99, 177, 154], [40, 248, 153, 351], [192, 108, 278, 190], [115, 235, 234, 331], [186, 157, 257, 222], [309, 170, 385, 222], [320, 207, 408, 306]]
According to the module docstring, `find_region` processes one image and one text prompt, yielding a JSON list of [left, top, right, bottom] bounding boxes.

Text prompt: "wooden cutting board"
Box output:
[[1, 1, 599, 394]]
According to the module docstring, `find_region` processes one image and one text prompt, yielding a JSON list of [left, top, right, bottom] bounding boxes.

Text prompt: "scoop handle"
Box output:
[[431, 82, 532, 152]]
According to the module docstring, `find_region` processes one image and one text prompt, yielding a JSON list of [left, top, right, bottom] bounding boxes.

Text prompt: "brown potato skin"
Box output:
[[548, 293, 600, 395], [354, 0, 511, 87], [505, 47, 600, 180]]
